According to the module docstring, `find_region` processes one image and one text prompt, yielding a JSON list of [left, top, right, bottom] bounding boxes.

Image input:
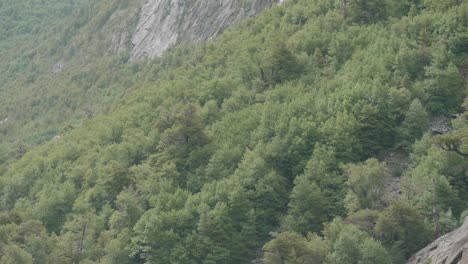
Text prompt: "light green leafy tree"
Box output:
[[343, 159, 387, 213]]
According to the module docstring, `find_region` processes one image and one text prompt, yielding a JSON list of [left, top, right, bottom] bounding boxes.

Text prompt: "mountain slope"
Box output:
[[0, 0, 275, 164], [0, 0, 467, 263]]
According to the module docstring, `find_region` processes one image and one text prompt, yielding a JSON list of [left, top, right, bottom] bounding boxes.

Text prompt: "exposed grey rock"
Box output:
[[130, 0, 278, 61], [459, 67, 468, 82], [431, 116, 452, 135], [380, 151, 406, 204], [51, 62, 66, 74], [383, 176, 401, 203], [108, 10, 133, 53], [107, 6, 142, 54], [382, 150, 408, 177], [0, 117, 8, 125], [407, 217, 468, 264], [269, 231, 279, 238], [252, 258, 264, 264]]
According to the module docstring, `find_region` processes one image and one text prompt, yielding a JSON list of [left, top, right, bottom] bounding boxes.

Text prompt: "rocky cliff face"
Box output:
[[130, 0, 278, 61], [407, 217, 468, 264]]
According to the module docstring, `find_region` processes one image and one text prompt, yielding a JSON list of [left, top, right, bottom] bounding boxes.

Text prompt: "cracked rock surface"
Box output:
[[130, 0, 278, 61], [407, 217, 468, 264]]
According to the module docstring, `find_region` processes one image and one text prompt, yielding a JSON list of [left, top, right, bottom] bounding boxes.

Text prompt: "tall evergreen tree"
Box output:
[[399, 99, 430, 149]]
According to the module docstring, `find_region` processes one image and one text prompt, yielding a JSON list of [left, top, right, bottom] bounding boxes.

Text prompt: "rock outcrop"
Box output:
[[460, 67, 468, 82], [407, 217, 468, 264], [431, 116, 452, 135], [130, 0, 278, 61]]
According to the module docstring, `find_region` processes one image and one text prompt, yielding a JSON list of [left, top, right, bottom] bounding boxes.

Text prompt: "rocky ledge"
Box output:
[[407, 217, 468, 264], [130, 0, 278, 61]]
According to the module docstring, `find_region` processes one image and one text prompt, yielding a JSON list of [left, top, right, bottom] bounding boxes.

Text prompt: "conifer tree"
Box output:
[[399, 99, 430, 149]]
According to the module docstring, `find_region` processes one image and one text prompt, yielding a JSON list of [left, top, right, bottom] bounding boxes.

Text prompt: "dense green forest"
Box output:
[[0, 0, 143, 163], [0, 0, 467, 263]]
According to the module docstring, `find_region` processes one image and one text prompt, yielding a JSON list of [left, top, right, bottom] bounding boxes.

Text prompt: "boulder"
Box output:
[[407, 217, 468, 264]]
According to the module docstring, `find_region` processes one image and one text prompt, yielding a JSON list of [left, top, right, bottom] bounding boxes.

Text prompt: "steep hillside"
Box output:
[[0, 0, 143, 163], [0, 0, 467, 263], [0, 0, 275, 164]]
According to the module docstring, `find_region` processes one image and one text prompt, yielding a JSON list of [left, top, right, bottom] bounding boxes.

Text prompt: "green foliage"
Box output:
[[302, 144, 345, 219], [282, 176, 327, 234], [438, 209, 458, 235], [343, 159, 388, 212], [0, 0, 143, 162], [375, 200, 431, 259], [398, 99, 430, 149], [263, 232, 327, 264], [424, 63, 466, 114], [347, 209, 380, 235], [423, 0, 462, 11], [324, 218, 391, 264], [0, 0, 466, 263], [359, 238, 393, 264], [265, 218, 392, 264], [403, 146, 464, 218], [0, 244, 33, 264], [343, 0, 389, 24]]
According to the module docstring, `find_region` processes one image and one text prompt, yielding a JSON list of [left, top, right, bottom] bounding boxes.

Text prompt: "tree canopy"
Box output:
[[0, 0, 467, 263]]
